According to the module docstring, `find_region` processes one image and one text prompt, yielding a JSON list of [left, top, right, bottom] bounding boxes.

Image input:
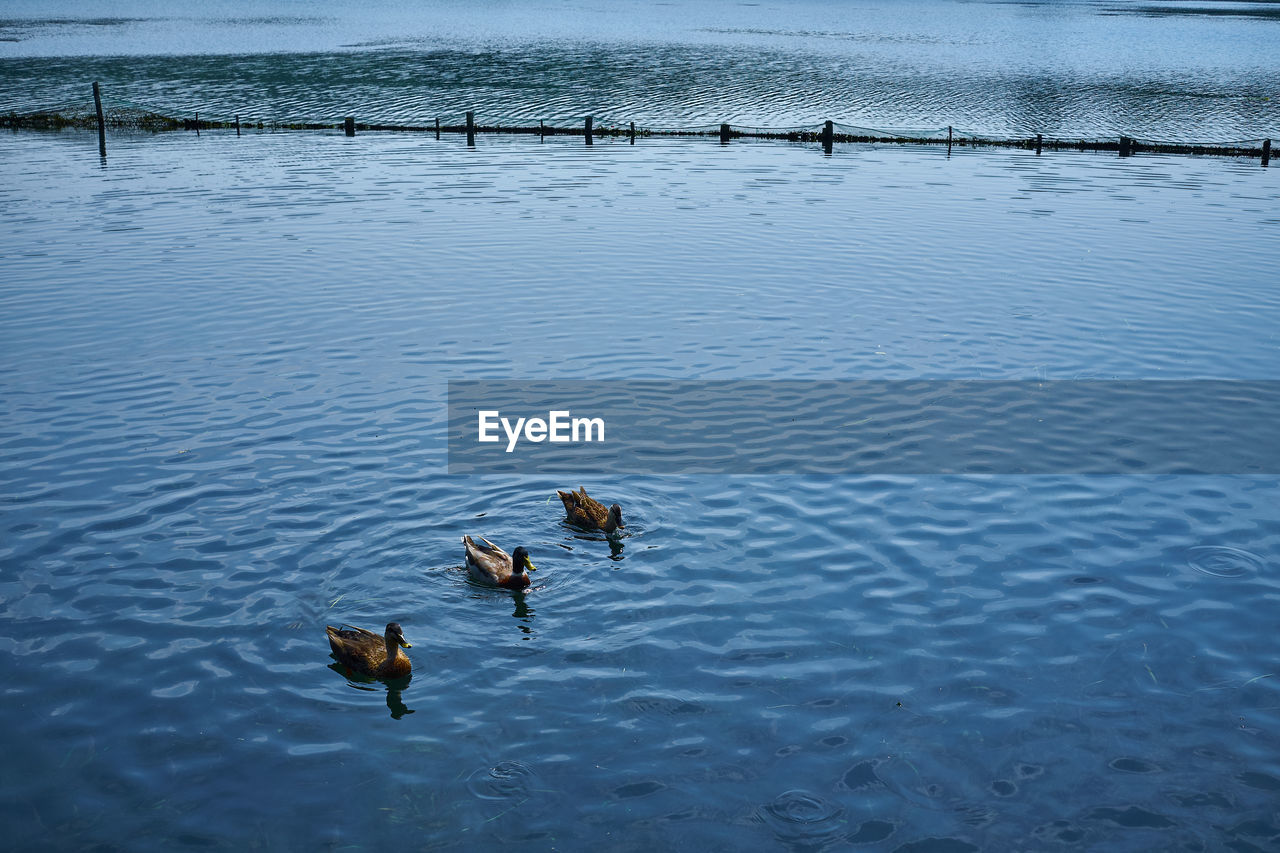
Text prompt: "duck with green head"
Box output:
[[463, 535, 536, 589]]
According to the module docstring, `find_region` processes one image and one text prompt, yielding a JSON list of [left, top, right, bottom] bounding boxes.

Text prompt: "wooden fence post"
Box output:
[[92, 81, 106, 156]]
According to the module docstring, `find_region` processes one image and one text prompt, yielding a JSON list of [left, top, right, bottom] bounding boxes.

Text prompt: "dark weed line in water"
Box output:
[[1, 83, 1272, 165]]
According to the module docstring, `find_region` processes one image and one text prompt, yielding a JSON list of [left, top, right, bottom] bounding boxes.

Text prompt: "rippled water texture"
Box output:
[[2, 125, 1280, 849], [2, 0, 1279, 139]]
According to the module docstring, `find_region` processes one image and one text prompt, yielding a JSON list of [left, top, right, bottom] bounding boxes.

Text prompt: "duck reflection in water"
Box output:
[[327, 662, 415, 719], [512, 590, 536, 639]]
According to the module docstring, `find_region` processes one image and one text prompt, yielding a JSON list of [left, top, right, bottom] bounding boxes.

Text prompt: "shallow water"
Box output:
[[3, 0, 1279, 139], [2, 126, 1279, 849]]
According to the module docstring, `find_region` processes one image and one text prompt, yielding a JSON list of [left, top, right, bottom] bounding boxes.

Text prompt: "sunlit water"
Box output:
[[2, 127, 1279, 850]]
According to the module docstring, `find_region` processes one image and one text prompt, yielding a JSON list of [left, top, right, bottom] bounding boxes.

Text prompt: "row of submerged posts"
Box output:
[[344, 114, 1273, 165], [8, 82, 1273, 167]]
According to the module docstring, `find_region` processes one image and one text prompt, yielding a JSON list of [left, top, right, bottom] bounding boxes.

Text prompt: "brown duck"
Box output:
[[557, 487, 625, 535], [463, 535, 536, 589], [325, 621, 412, 679]]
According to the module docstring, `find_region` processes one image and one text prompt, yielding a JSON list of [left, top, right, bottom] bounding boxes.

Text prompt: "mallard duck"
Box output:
[[463, 535, 536, 589], [325, 621, 412, 679], [557, 487, 625, 535]]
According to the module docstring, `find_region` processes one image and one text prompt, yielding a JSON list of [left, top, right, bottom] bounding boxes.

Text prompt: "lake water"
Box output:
[[3, 2, 1280, 851], [3, 0, 1279, 139]]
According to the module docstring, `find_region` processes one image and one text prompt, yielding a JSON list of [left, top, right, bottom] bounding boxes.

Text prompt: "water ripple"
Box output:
[[757, 789, 847, 846], [1185, 545, 1265, 579], [466, 761, 537, 801], [4, 29, 1278, 140]]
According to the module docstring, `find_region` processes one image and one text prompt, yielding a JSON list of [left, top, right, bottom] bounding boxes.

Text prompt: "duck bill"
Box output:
[[525, 558, 537, 572], [399, 640, 413, 648]]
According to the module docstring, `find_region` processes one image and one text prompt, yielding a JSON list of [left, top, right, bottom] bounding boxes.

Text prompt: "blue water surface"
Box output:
[[3, 0, 1279, 138], [2, 126, 1278, 851], [3, 0, 1280, 845]]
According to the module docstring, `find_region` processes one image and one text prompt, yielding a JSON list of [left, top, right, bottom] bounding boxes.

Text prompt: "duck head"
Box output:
[[510, 546, 536, 574], [605, 504, 626, 534], [385, 622, 412, 649]]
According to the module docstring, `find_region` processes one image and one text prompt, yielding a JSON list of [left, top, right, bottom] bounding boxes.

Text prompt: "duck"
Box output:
[[557, 487, 626, 535], [325, 621, 412, 679], [463, 535, 536, 589]]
